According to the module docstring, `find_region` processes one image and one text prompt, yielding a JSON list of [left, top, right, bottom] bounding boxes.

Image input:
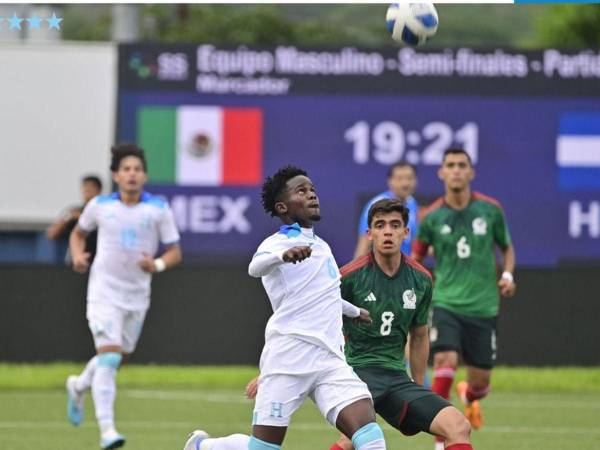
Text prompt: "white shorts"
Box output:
[[253, 336, 372, 427], [86, 302, 147, 353]]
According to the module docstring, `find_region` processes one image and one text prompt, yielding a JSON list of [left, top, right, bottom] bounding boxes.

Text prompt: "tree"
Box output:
[[534, 5, 600, 48]]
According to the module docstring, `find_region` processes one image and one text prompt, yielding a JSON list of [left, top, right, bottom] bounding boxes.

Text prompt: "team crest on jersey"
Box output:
[[440, 224, 452, 235], [402, 289, 417, 309], [472, 217, 487, 235]]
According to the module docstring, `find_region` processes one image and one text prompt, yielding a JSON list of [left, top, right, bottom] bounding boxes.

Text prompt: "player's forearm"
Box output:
[[159, 244, 182, 270], [501, 244, 516, 274], [46, 219, 68, 240], [408, 332, 429, 385], [341, 299, 360, 318], [248, 251, 285, 278], [69, 227, 87, 258]]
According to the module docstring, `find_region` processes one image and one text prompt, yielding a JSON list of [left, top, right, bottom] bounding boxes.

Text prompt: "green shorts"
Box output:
[[430, 306, 497, 369], [353, 366, 451, 436]]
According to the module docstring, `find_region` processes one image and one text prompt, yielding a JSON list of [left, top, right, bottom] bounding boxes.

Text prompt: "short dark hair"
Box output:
[[110, 143, 147, 172], [261, 165, 308, 217], [82, 175, 102, 191], [387, 162, 416, 178], [368, 199, 409, 228], [443, 148, 472, 166]]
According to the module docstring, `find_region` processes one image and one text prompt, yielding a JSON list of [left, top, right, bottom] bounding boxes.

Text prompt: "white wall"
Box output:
[[0, 42, 116, 228]]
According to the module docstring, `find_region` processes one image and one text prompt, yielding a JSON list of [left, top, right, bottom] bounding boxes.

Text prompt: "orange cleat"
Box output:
[[456, 380, 483, 430]]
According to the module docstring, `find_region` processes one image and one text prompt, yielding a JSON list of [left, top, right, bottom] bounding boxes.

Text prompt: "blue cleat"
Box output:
[[66, 375, 85, 426], [100, 431, 126, 450], [183, 430, 209, 450]]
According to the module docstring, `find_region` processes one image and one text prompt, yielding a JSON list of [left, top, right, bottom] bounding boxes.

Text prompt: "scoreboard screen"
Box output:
[[118, 44, 600, 267]]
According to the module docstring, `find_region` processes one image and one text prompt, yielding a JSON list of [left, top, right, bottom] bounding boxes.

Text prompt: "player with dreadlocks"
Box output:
[[183, 166, 386, 450]]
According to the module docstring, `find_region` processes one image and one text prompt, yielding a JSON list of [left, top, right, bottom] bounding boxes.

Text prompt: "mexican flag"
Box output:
[[137, 106, 263, 186]]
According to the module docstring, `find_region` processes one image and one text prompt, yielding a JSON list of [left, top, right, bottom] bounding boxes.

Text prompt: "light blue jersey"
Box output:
[[358, 191, 418, 254]]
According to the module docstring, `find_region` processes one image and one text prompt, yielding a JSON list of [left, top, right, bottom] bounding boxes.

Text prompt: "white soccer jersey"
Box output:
[[78, 192, 180, 311], [249, 223, 357, 361]]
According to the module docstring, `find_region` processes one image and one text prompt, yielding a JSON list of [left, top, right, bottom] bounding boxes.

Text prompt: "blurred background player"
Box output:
[[46, 175, 103, 263], [184, 166, 386, 450], [354, 163, 418, 258], [331, 199, 472, 450], [412, 148, 516, 450], [67, 144, 182, 450]]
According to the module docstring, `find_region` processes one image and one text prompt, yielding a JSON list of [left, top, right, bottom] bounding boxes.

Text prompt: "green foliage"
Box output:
[[534, 5, 600, 48], [62, 5, 111, 42]]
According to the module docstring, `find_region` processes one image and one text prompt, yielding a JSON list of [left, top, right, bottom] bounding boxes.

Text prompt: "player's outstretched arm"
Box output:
[[408, 324, 429, 386], [248, 246, 312, 278], [498, 244, 516, 297], [69, 225, 91, 274]]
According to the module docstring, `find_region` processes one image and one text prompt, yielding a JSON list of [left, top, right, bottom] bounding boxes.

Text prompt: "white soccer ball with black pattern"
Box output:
[[386, 3, 439, 46]]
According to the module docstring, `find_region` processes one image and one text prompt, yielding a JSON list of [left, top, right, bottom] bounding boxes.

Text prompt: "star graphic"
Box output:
[[8, 13, 24, 30], [26, 14, 42, 29], [46, 12, 63, 30]]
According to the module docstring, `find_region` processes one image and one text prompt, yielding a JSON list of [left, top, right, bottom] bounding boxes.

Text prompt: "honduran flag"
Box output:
[[137, 106, 263, 186], [556, 112, 600, 190]]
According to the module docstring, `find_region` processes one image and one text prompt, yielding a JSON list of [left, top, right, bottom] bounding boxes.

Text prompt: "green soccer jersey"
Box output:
[[415, 192, 512, 318], [341, 253, 433, 371]]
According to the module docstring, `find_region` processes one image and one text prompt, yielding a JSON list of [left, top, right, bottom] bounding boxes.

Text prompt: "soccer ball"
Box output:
[[386, 3, 439, 46]]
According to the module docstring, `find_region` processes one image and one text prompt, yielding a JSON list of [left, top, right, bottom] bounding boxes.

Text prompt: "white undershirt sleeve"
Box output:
[[341, 299, 360, 318]]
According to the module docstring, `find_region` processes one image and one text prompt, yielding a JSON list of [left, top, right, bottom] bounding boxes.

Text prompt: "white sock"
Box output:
[[92, 365, 117, 431], [201, 434, 250, 450], [75, 355, 98, 392], [356, 439, 386, 450]]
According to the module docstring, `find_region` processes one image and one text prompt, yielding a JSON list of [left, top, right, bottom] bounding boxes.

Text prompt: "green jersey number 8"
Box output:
[[380, 311, 395, 336], [457, 236, 471, 259]]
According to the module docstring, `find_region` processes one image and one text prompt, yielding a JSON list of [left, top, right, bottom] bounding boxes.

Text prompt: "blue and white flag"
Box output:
[[556, 112, 600, 190]]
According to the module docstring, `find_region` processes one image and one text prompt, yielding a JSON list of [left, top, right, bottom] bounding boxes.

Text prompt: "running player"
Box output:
[[183, 166, 386, 450], [67, 144, 181, 449], [412, 148, 516, 449]]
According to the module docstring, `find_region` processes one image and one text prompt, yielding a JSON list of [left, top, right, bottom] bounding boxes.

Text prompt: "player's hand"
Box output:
[[138, 252, 157, 273], [282, 246, 312, 264], [498, 278, 516, 297], [72, 252, 91, 273], [245, 376, 259, 400], [354, 308, 372, 325]]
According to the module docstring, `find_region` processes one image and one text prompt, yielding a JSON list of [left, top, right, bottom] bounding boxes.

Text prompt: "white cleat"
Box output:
[[100, 428, 126, 450], [66, 375, 85, 426], [183, 430, 210, 450]]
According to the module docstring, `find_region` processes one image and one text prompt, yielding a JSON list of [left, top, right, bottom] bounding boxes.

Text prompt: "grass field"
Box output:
[[2, 364, 600, 450]]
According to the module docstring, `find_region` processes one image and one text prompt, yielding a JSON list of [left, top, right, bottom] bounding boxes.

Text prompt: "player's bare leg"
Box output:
[[336, 398, 386, 449], [457, 366, 491, 430], [429, 406, 472, 449], [431, 351, 458, 448]]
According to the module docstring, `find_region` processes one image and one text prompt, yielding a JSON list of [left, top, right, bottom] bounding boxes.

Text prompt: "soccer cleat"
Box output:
[[100, 429, 126, 450], [456, 380, 483, 430], [183, 430, 210, 450], [66, 375, 85, 426]]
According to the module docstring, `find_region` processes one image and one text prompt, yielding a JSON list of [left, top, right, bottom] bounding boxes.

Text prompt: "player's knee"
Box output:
[[351, 422, 385, 450], [248, 436, 281, 450], [442, 409, 471, 441], [97, 352, 122, 369]]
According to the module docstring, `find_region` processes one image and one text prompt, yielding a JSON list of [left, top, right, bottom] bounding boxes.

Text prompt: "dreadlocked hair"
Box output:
[[261, 165, 308, 217]]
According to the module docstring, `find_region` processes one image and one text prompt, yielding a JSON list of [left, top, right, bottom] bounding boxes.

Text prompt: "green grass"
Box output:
[[2, 364, 600, 450]]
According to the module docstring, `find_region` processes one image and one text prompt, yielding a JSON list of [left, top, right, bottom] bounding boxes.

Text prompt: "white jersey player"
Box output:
[[67, 144, 182, 450], [183, 166, 386, 450]]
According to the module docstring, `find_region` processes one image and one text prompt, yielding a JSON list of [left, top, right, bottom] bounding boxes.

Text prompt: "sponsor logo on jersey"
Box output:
[[472, 217, 487, 235], [441, 224, 452, 235], [402, 289, 417, 309], [363, 292, 377, 302]]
